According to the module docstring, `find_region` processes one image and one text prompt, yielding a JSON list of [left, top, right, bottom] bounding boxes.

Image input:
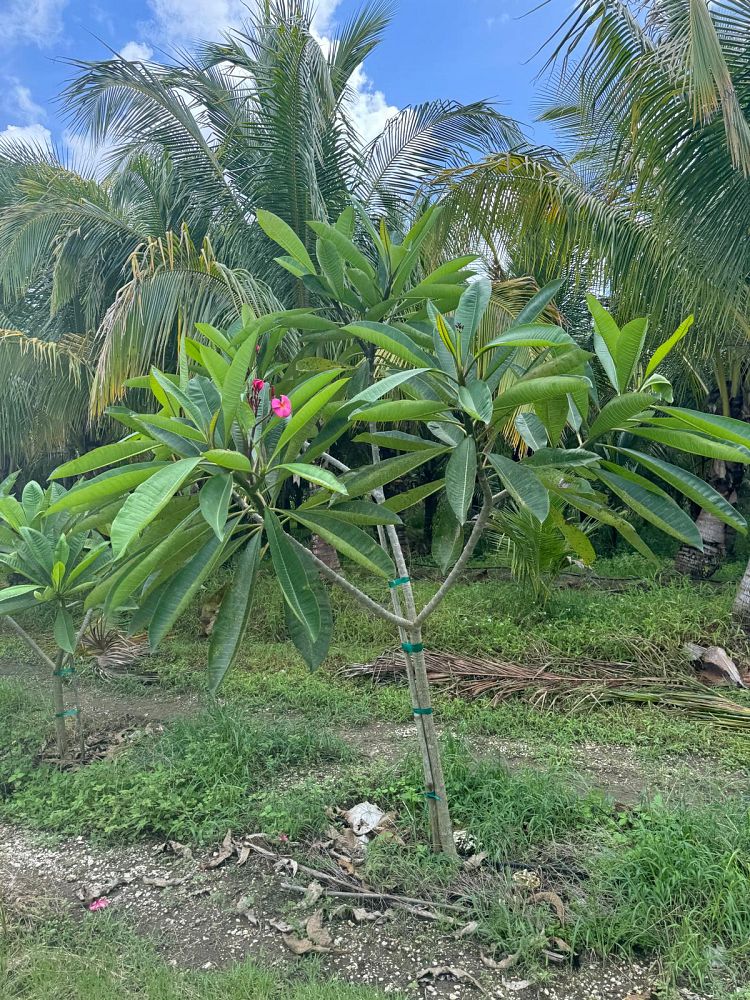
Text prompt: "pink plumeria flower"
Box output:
[[88, 897, 111, 911], [252, 378, 265, 392], [270, 395, 292, 419]]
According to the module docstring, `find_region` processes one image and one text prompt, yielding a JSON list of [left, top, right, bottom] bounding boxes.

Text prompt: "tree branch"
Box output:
[[3, 615, 57, 672], [413, 466, 494, 627]]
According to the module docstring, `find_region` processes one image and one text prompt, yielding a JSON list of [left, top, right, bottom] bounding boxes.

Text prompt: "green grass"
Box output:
[[1, 704, 351, 843], [0, 914, 391, 1000]]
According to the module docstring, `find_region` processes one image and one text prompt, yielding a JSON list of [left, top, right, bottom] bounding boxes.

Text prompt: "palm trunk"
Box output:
[[311, 534, 340, 572], [675, 459, 734, 578], [675, 509, 726, 578], [733, 555, 750, 631]]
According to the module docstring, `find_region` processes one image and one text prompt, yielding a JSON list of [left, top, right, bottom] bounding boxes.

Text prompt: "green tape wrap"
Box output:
[[412, 707, 433, 716], [388, 576, 411, 589], [55, 708, 79, 718], [401, 642, 424, 654], [423, 791, 441, 801], [53, 667, 75, 678]]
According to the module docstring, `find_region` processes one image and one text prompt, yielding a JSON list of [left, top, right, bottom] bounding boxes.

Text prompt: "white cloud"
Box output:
[[144, 0, 247, 44], [6, 82, 46, 125], [0, 123, 52, 149], [346, 65, 399, 145], [311, 0, 342, 34], [119, 41, 154, 62], [0, 0, 68, 48]]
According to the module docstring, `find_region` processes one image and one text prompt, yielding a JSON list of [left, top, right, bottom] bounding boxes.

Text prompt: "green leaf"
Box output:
[[382, 479, 445, 513], [445, 436, 476, 525], [587, 295, 620, 356], [488, 454, 550, 522], [458, 380, 493, 424], [627, 426, 750, 463], [352, 430, 436, 453], [493, 376, 590, 416], [110, 458, 200, 559], [348, 368, 431, 410], [481, 325, 574, 352], [0, 584, 39, 611], [0, 496, 26, 530], [264, 510, 321, 644], [102, 520, 211, 612], [202, 449, 252, 472], [221, 335, 258, 444], [596, 468, 702, 548], [453, 278, 491, 357], [615, 317, 648, 392], [199, 474, 234, 539], [326, 500, 402, 525], [283, 546, 331, 671], [53, 606, 77, 654], [340, 322, 433, 367], [208, 532, 262, 692], [285, 511, 395, 579], [341, 447, 448, 499], [515, 413, 548, 451], [352, 399, 448, 423], [50, 438, 154, 479], [585, 392, 656, 442], [149, 531, 227, 649], [47, 464, 165, 514], [432, 497, 463, 572], [549, 486, 657, 561], [274, 378, 349, 457], [256, 209, 315, 273], [656, 407, 750, 450], [645, 316, 694, 378], [613, 448, 747, 532], [523, 447, 600, 468], [275, 463, 348, 494], [510, 279, 562, 327], [307, 221, 375, 276]]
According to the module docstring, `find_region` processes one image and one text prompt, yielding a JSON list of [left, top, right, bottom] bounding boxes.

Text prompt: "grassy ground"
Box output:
[[0, 913, 391, 1000], [2, 559, 750, 992]]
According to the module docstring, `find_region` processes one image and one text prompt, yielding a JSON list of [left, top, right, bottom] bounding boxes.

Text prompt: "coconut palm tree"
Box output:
[[0, 0, 524, 476], [436, 0, 750, 581]]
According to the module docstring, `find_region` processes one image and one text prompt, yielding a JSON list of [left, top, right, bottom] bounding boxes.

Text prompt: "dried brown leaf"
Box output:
[[305, 910, 333, 948], [480, 951, 519, 971], [529, 890, 566, 924], [453, 920, 478, 939], [300, 880, 324, 908], [269, 918, 294, 934]]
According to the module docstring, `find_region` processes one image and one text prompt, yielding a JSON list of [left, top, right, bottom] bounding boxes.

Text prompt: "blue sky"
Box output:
[[0, 0, 568, 156]]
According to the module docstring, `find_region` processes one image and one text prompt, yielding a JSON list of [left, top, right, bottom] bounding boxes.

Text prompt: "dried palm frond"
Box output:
[[347, 650, 750, 730], [79, 617, 154, 681]]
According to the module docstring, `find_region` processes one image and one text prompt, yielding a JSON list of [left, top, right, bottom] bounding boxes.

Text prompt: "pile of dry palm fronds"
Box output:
[[345, 650, 750, 730]]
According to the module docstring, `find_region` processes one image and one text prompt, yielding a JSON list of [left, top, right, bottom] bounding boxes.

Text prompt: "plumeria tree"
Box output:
[[0, 477, 112, 759], [42, 207, 750, 852]]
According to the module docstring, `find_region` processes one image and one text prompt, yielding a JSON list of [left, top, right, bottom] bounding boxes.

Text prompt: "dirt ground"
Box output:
[[0, 821, 693, 1000]]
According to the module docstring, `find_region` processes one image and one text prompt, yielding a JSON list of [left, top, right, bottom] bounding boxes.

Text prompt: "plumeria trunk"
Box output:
[[733, 555, 750, 632], [52, 649, 69, 761], [377, 520, 456, 857]]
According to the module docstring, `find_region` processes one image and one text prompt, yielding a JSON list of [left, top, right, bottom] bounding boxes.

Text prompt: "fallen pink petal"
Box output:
[[88, 897, 111, 911]]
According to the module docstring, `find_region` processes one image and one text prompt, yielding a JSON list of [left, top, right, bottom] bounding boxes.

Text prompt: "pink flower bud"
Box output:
[[252, 378, 265, 392], [270, 395, 292, 419]]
